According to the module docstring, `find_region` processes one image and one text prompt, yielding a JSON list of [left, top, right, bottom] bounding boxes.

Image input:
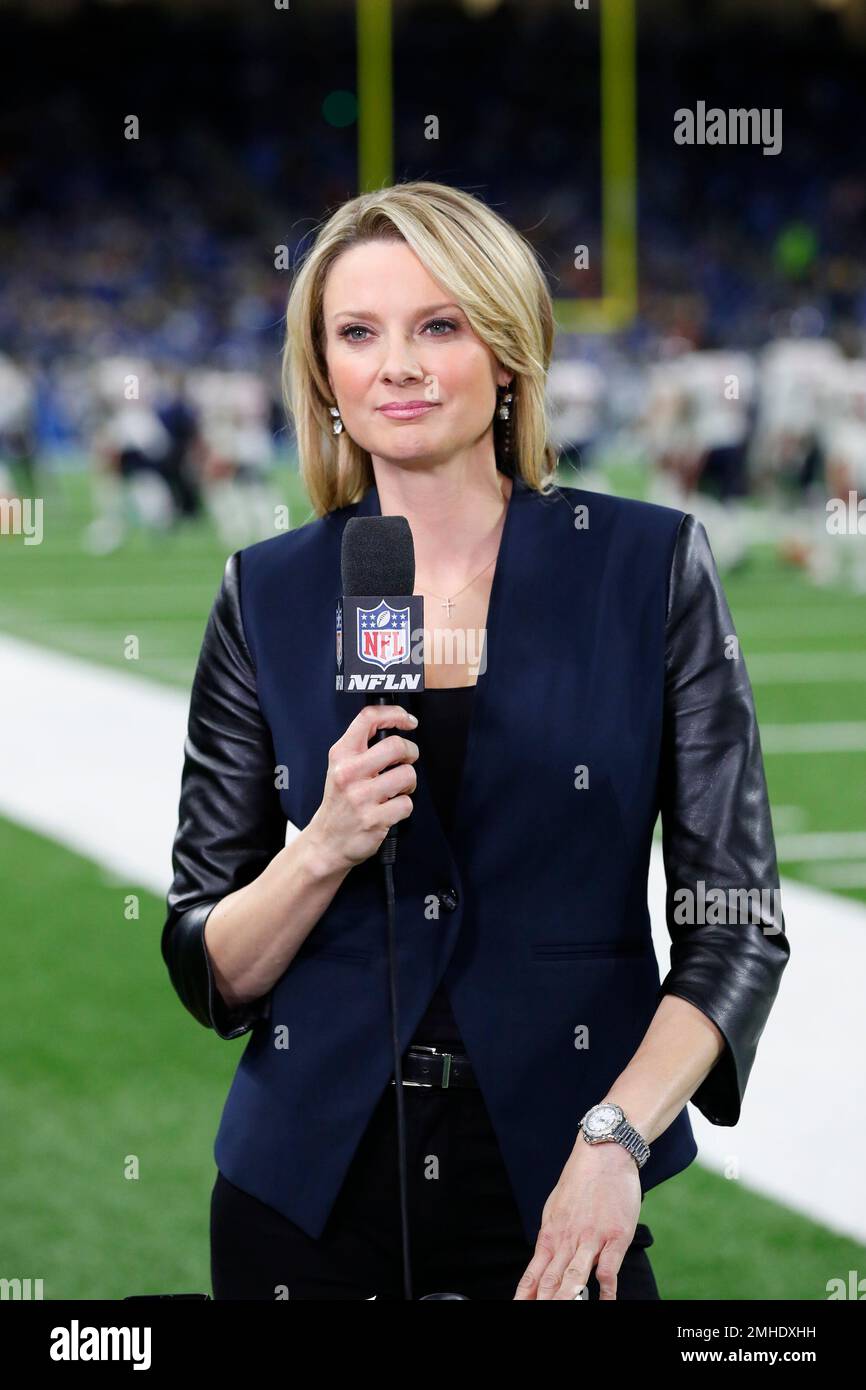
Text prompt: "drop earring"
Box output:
[[329, 405, 343, 436], [497, 383, 515, 460]]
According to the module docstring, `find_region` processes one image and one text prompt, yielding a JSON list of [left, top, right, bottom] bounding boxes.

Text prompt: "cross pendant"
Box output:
[[441, 596, 455, 618]]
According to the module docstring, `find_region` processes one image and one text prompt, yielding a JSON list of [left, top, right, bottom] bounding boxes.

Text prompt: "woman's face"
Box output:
[[322, 238, 512, 468]]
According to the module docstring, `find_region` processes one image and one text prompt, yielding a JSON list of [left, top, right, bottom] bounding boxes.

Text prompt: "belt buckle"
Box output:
[[405, 1044, 453, 1089]]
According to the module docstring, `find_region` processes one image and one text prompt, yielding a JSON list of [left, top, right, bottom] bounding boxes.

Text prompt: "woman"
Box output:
[[162, 180, 790, 1301]]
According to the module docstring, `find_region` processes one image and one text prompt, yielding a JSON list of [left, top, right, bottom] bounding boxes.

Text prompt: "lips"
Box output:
[[377, 402, 440, 419]]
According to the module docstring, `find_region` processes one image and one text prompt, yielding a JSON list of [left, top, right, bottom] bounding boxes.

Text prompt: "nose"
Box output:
[[378, 335, 425, 386]]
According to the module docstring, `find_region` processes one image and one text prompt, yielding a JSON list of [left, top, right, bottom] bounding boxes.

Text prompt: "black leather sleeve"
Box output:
[[161, 550, 287, 1039], [656, 513, 790, 1125]]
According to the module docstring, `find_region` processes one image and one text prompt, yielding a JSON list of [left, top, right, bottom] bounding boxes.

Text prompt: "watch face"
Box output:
[[585, 1103, 620, 1137]]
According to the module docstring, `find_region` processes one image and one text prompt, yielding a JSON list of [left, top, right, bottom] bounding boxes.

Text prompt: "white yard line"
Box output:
[[761, 722, 866, 753], [748, 652, 866, 682], [740, 611, 866, 635], [775, 831, 866, 861], [769, 805, 809, 832], [0, 637, 213, 889], [808, 863, 866, 888], [1, 631, 865, 1243]]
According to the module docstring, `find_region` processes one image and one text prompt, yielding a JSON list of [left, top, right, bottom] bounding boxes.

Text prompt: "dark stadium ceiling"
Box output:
[[4, 0, 866, 41], [4, 0, 866, 17]]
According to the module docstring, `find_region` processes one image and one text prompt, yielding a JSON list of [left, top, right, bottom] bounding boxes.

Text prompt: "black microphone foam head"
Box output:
[[341, 515, 415, 595]]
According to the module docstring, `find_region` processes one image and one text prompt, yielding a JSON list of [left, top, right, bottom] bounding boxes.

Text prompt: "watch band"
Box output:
[[611, 1118, 651, 1169]]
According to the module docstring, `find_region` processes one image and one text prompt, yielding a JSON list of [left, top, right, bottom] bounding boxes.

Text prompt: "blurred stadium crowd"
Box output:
[[0, 0, 864, 577]]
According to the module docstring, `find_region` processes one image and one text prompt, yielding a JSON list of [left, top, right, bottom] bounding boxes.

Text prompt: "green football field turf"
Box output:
[[2, 459, 865, 1297]]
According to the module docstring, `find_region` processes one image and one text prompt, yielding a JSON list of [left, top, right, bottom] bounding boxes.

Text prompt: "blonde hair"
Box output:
[[282, 179, 560, 517]]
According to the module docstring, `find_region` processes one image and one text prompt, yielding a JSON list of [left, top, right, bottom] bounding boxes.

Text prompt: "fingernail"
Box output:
[[408, 712, 419, 725]]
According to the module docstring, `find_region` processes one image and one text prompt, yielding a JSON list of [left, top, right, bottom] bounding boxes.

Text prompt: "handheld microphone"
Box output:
[[338, 514, 425, 866]]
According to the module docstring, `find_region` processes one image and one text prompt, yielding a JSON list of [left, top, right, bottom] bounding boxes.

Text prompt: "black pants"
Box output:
[[210, 1080, 660, 1301]]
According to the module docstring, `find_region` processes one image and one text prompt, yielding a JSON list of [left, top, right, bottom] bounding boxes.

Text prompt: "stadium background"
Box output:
[[1, 0, 864, 1299]]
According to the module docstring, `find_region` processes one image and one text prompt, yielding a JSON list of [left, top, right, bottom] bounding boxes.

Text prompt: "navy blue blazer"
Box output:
[[162, 473, 790, 1244]]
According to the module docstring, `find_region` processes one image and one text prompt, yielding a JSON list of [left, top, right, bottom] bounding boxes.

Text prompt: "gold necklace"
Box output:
[[417, 556, 497, 618], [414, 480, 509, 617]]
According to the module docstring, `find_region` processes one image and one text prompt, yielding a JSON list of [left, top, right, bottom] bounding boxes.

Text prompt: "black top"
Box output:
[[405, 681, 476, 1050]]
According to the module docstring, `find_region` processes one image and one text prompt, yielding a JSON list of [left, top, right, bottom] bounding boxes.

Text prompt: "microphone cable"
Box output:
[[371, 693, 414, 1301]]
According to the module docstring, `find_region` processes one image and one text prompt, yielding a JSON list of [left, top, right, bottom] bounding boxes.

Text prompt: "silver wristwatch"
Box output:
[[578, 1102, 650, 1169]]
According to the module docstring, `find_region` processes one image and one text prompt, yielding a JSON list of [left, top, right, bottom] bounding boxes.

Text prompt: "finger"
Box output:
[[552, 1267, 591, 1301], [343, 703, 418, 755], [359, 733, 420, 778], [512, 1237, 557, 1300], [592, 1241, 629, 1302], [329, 735, 418, 791], [369, 759, 418, 804], [536, 1238, 593, 1301], [551, 1241, 599, 1301], [376, 792, 415, 829], [553, 1239, 628, 1302]]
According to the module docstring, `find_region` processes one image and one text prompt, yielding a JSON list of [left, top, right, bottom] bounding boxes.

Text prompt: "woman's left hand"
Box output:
[[513, 1136, 642, 1300]]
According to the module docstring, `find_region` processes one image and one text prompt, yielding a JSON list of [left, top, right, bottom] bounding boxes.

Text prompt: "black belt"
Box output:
[[390, 1044, 478, 1089]]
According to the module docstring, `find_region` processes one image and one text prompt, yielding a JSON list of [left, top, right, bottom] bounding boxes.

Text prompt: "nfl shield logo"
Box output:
[[357, 599, 410, 671]]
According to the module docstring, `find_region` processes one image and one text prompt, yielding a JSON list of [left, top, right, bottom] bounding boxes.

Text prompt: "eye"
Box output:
[[338, 324, 371, 342], [422, 318, 458, 335]]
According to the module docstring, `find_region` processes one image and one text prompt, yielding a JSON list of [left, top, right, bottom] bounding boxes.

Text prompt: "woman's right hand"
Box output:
[[305, 704, 420, 874]]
